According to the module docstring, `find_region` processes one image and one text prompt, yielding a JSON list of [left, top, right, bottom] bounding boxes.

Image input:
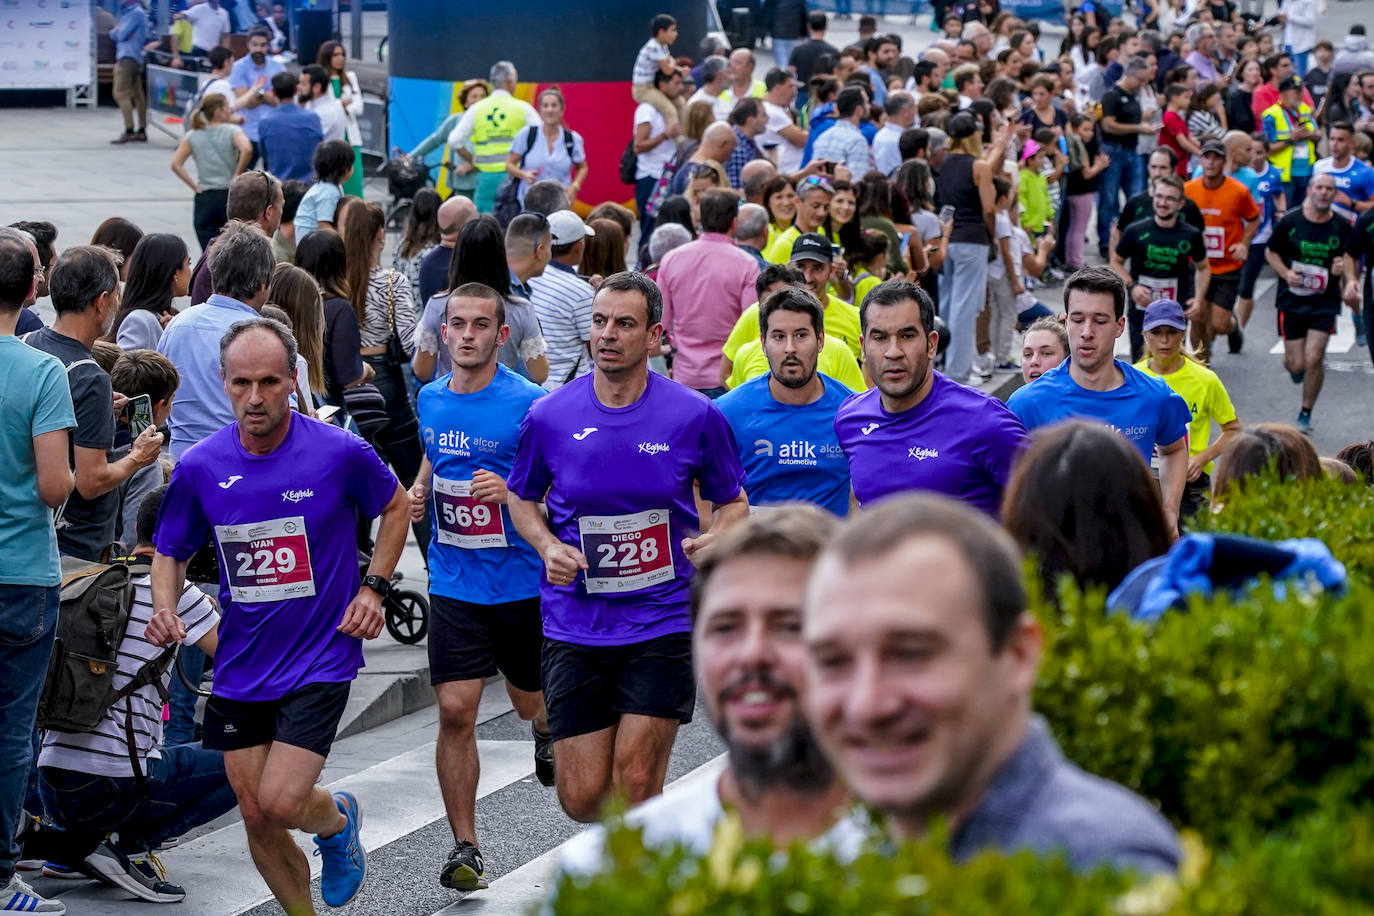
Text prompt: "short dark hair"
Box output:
[[1150, 145, 1179, 169], [691, 505, 837, 622], [898, 127, 928, 161], [992, 175, 1011, 202], [912, 60, 936, 86], [835, 86, 867, 118], [650, 13, 676, 35], [49, 245, 120, 315], [301, 63, 329, 93], [764, 67, 791, 91], [808, 10, 827, 31], [1330, 121, 1356, 136], [653, 68, 677, 90], [1336, 441, 1374, 486], [728, 97, 762, 126], [247, 24, 272, 43], [209, 220, 275, 302], [822, 494, 1027, 652], [447, 281, 506, 325], [759, 285, 825, 337], [755, 263, 804, 301], [0, 232, 33, 310], [860, 279, 935, 337], [110, 349, 180, 405], [883, 91, 915, 117], [271, 70, 298, 100], [596, 270, 663, 325], [279, 179, 309, 223], [227, 170, 282, 221], [9, 220, 56, 267], [313, 138, 355, 185], [208, 46, 233, 69], [524, 180, 569, 216], [136, 485, 168, 547], [698, 189, 739, 234], [1063, 264, 1127, 321]]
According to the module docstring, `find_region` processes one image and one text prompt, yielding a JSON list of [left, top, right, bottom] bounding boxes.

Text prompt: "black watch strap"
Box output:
[[362, 574, 391, 598]]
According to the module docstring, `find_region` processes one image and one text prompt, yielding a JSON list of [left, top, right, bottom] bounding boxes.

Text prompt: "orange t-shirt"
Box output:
[[1184, 175, 1261, 275]]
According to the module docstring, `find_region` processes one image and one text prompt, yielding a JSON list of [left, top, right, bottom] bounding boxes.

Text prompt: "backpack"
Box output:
[[495, 126, 579, 227], [619, 137, 639, 185], [36, 557, 177, 784]]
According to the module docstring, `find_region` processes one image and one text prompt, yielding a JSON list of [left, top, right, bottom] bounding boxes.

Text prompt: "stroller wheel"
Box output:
[[385, 589, 429, 645]]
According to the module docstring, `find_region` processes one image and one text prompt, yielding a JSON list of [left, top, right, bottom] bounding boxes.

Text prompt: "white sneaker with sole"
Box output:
[[1, 874, 66, 913]]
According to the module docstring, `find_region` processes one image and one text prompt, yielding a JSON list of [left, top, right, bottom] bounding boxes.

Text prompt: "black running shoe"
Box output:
[[440, 841, 488, 891], [1227, 326, 1244, 353], [533, 725, 555, 787], [83, 841, 185, 903]]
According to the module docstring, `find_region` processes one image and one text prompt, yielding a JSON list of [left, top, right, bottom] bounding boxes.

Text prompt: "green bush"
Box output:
[[1192, 469, 1374, 583]]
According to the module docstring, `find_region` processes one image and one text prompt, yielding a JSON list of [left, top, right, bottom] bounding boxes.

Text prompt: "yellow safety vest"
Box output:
[[1261, 101, 1317, 182], [470, 92, 528, 173]]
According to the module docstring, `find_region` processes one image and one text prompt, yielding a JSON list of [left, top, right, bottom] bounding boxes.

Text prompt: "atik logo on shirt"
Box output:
[[282, 488, 315, 503], [754, 438, 817, 461], [638, 442, 670, 455], [572, 427, 598, 441], [218, 475, 243, 490], [861, 422, 880, 436], [907, 446, 940, 461]]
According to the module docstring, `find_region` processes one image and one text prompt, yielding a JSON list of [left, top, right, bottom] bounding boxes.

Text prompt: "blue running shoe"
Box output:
[[314, 791, 367, 907]]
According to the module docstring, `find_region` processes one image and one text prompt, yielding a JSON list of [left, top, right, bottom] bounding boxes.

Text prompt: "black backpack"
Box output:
[[37, 557, 177, 784], [495, 126, 579, 228], [619, 137, 639, 185]]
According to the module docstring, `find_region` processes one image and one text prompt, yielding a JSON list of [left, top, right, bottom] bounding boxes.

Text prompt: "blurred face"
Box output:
[[877, 41, 899, 68], [955, 44, 975, 64], [248, 34, 268, 62], [663, 71, 683, 100], [1307, 174, 1336, 213], [797, 188, 831, 231], [1239, 60, 1261, 87], [1121, 35, 1141, 58], [464, 85, 488, 107], [805, 538, 1038, 824], [1173, 88, 1193, 110], [1195, 29, 1213, 53], [1330, 127, 1353, 161], [1031, 85, 1050, 107], [1200, 150, 1225, 180], [829, 189, 856, 225], [1152, 183, 1183, 221], [1004, 50, 1024, 74], [173, 254, 192, 298], [697, 554, 825, 785], [1075, 118, 1094, 141], [763, 307, 822, 388], [774, 75, 798, 105], [539, 93, 563, 125], [1280, 87, 1302, 109], [660, 23, 678, 45], [1258, 34, 1274, 56], [590, 287, 661, 376], [1274, 55, 1292, 81], [1360, 75, 1374, 100], [1145, 324, 1185, 362], [1250, 139, 1268, 169], [862, 297, 936, 403], [965, 73, 984, 97], [1065, 288, 1125, 374], [729, 49, 753, 82], [1020, 329, 1067, 382], [331, 46, 346, 70], [768, 184, 798, 224], [1017, 34, 1036, 57], [1147, 150, 1174, 183], [1315, 45, 1333, 67], [223, 329, 296, 440], [442, 295, 508, 370], [794, 258, 833, 299]]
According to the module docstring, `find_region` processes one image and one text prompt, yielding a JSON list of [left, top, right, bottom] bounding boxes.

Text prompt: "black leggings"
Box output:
[[360, 354, 429, 553]]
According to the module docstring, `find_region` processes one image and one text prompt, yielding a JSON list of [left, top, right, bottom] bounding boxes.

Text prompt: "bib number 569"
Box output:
[[441, 502, 491, 529]]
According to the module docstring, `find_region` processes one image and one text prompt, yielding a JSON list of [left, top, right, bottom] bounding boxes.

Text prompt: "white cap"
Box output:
[[547, 209, 594, 246]]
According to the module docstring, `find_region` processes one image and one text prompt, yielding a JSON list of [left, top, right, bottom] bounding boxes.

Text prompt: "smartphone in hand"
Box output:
[[128, 394, 154, 439]]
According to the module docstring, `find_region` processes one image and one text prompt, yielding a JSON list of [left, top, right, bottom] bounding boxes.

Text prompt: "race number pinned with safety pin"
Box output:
[[578, 509, 675, 594], [215, 516, 316, 602], [433, 475, 507, 548], [1203, 225, 1226, 259], [1139, 274, 1177, 303], [1289, 261, 1328, 297]]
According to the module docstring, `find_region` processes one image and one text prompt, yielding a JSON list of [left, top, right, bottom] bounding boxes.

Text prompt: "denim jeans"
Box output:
[[165, 643, 206, 748], [1098, 143, 1144, 252], [0, 584, 59, 883], [39, 743, 237, 853], [941, 242, 989, 382], [771, 38, 797, 72]]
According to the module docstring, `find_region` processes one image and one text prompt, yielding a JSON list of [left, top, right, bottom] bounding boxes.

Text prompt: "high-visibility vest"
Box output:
[[1261, 101, 1317, 182], [470, 92, 528, 173]]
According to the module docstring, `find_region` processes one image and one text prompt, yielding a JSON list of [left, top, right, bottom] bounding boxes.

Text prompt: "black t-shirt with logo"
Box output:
[[1101, 85, 1142, 147], [1116, 217, 1207, 303], [1116, 191, 1206, 234], [1267, 209, 1352, 314]]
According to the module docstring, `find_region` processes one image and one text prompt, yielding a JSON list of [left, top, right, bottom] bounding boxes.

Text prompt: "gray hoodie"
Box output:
[[1332, 33, 1374, 78]]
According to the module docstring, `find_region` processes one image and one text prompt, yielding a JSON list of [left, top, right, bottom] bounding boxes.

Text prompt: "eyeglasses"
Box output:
[[799, 175, 835, 193]]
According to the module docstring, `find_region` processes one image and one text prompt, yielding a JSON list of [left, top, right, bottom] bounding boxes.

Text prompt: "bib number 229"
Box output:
[[215, 516, 317, 602]]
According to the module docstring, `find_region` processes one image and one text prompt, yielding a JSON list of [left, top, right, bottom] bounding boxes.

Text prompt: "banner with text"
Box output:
[[0, 0, 92, 89]]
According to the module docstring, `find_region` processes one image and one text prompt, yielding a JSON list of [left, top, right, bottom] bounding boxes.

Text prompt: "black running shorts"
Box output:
[[541, 632, 695, 741], [203, 681, 351, 758], [428, 594, 543, 693]]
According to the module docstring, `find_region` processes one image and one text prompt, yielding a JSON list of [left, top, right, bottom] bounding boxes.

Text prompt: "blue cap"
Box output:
[[1142, 299, 1187, 332]]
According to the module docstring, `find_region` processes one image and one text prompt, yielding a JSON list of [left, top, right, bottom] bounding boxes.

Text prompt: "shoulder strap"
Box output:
[[520, 125, 538, 168], [563, 127, 575, 161], [386, 270, 398, 334]]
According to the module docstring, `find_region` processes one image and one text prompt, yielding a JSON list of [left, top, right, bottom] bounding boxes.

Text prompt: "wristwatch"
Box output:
[[361, 574, 392, 599]]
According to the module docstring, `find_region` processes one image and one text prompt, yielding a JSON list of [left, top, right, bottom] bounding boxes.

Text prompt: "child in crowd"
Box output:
[[1018, 140, 1053, 237], [108, 350, 179, 552], [1354, 132, 1372, 164], [293, 138, 355, 235], [1159, 84, 1201, 175], [631, 14, 683, 126]]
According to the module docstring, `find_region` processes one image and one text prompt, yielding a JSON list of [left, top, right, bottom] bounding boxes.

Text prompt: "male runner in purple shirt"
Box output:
[[148, 318, 409, 914], [508, 271, 749, 823], [834, 280, 1028, 516]]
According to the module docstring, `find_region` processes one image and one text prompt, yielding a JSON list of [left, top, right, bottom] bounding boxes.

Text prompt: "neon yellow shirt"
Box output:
[[726, 335, 867, 391], [724, 295, 862, 363], [1134, 356, 1237, 473], [762, 226, 801, 264]]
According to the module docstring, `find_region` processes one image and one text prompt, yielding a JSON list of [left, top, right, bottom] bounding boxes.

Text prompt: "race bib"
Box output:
[[433, 476, 507, 548], [1290, 261, 1328, 297], [215, 516, 316, 602], [578, 509, 675, 595], [1139, 274, 1178, 303], [1203, 225, 1226, 259]]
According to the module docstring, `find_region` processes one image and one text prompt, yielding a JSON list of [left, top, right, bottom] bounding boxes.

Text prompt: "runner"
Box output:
[[1109, 147, 1206, 259], [716, 287, 853, 517], [834, 280, 1027, 517], [1020, 316, 1070, 384], [1111, 174, 1210, 361], [1349, 201, 1374, 363], [506, 272, 749, 824], [1313, 122, 1374, 224], [1185, 140, 1260, 359], [1264, 172, 1358, 433], [1007, 266, 1192, 535], [1234, 133, 1288, 342], [149, 318, 410, 915], [408, 283, 551, 893], [1134, 300, 1242, 520]]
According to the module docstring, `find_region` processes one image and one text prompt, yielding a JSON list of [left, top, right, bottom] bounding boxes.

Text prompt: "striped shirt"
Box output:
[[633, 38, 671, 85], [39, 576, 218, 778], [360, 267, 418, 351], [528, 261, 594, 391]]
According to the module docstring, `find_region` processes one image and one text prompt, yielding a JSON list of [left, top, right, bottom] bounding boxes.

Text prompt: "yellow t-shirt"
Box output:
[[762, 226, 801, 264], [724, 295, 863, 364], [726, 335, 867, 392], [1134, 357, 1237, 472], [853, 272, 882, 309]]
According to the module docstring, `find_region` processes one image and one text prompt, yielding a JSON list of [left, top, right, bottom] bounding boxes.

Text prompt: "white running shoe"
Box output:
[[0, 874, 66, 913]]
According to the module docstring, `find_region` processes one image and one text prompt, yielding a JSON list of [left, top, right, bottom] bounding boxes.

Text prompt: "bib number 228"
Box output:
[[578, 509, 675, 594]]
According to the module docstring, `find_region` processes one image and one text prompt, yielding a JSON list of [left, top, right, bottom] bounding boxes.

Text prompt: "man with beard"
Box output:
[[508, 272, 749, 825], [717, 287, 853, 517], [803, 495, 1181, 873], [834, 280, 1027, 517], [408, 284, 552, 892], [558, 505, 850, 873], [227, 27, 286, 168]]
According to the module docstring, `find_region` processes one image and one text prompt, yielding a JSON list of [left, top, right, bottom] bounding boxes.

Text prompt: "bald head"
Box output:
[[438, 196, 477, 246], [701, 121, 739, 160], [922, 47, 950, 65], [740, 159, 777, 202]]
